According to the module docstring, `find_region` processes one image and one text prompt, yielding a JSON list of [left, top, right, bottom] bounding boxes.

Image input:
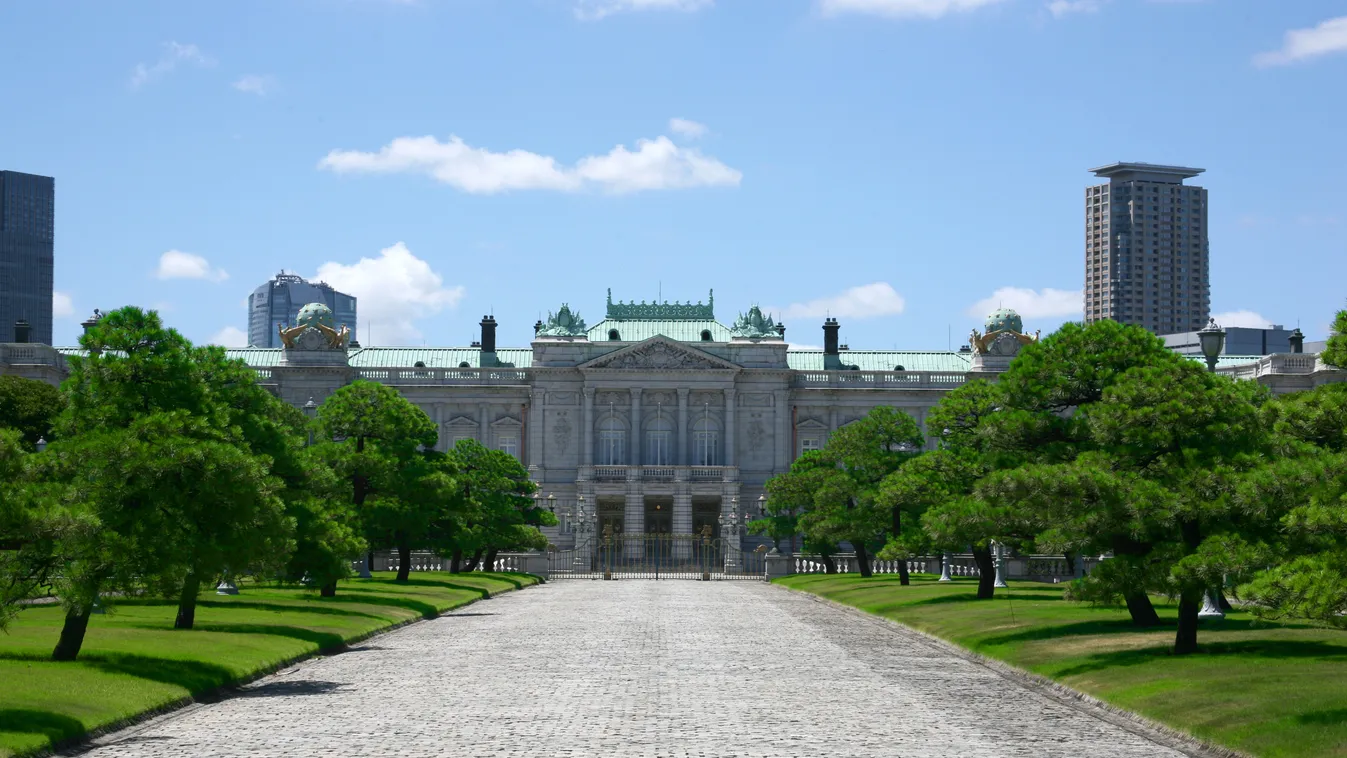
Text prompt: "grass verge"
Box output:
[[0, 571, 537, 757], [776, 573, 1347, 758]]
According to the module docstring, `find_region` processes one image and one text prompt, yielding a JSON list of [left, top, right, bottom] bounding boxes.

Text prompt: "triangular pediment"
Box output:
[[581, 336, 740, 371]]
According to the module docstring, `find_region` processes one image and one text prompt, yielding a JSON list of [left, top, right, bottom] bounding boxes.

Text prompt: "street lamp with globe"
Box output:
[[1196, 319, 1227, 620]]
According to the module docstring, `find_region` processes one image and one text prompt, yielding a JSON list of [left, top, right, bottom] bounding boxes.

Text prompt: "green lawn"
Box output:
[[777, 574, 1347, 758], [0, 572, 536, 757]]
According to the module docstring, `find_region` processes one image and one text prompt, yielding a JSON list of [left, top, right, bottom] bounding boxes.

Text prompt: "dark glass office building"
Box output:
[[0, 171, 55, 344], [248, 273, 358, 347]]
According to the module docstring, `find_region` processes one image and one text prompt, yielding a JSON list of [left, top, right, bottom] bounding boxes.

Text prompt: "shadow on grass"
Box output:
[[982, 616, 1320, 648], [191, 623, 346, 651], [1296, 708, 1347, 726], [0, 708, 86, 746], [1052, 639, 1347, 678], [905, 592, 1067, 607], [0, 651, 235, 696], [195, 600, 386, 621], [316, 591, 440, 619]]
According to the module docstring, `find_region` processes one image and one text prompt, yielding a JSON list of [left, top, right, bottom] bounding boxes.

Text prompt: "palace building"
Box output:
[[2, 290, 1343, 553]]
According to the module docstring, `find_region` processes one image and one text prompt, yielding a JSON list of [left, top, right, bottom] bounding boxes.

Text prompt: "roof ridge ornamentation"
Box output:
[[538, 303, 588, 337], [605, 288, 714, 321], [729, 305, 782, 340]]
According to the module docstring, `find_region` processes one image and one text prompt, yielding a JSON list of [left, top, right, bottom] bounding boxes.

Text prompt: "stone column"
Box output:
[[478, 403, 490, 446], [829, 406, 839, 434], [677, 388, 690, 466], [625, 489, 644, 557], [673, 481, 693, 559], [723, 388, 736, 467], [630, 388, 642, 467], [583, 388, 595, 466], [529, 388, 546, 470], [774, 390, 791, 471], [434, 404, 446, 452]]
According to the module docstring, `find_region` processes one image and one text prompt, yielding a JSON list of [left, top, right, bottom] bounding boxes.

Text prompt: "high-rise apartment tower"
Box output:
[[0, 170, 56, 344], [247, 273, 357, 347], [1084, 162, 1210, 335]]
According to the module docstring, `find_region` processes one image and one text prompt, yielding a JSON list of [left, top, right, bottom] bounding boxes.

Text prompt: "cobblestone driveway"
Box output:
[[75, 582, 1203, 757]]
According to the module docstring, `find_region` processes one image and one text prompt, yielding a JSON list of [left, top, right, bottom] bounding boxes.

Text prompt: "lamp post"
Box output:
[[573, 495, 593, 570], [939, 552, 953, 582], [1197, 318, 1226, 373], [1196, 319, 1227, 620], [303, 397, 318, 448]]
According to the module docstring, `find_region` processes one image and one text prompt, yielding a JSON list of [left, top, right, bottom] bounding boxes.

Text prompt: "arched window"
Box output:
[[414, 361, 426, 368], [700, 330, 712, 342], [458, 361, 471, 368], [598, 415, 626, 465], [893, 364, 905, 371], [608, 329, 621, 341], [693, 416, 719, 466], [645, 414, 674, 465]]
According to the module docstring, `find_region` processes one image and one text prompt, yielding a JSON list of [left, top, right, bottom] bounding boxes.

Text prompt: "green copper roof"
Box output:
[[347, 347, 533, 369], [587, 319, 732, 343], [605, 288, 715, 321], [786, 350, 973, 372]]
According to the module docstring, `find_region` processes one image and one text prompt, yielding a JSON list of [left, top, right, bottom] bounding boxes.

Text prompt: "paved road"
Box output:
[[76, 582, 1201, 758]]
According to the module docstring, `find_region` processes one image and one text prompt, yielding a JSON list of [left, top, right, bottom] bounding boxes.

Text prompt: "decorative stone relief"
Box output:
[[589, 341, 726, 370], [729, 305, 782, 340], [538, 304, 588, 337], [552, 411, 573, 453], [597, 390, 626, 407], [550, 392, 579, 406], [740, 393, 772, 407], [747, 419, 767, 451], [645, 390, 675, 407]]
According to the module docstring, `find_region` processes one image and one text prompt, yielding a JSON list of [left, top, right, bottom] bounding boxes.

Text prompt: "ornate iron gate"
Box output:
[[548, 526, 764, 580]]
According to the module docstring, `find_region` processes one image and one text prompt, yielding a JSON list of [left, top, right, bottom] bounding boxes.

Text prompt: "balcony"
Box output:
[[581, 466, 739, 483]]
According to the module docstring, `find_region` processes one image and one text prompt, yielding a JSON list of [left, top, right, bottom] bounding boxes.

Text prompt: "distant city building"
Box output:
[[1164, 324, 1296, 357], [1084, 162, 1210, 336], [247, 273, 357, 348], [0, 170, 55, 344]]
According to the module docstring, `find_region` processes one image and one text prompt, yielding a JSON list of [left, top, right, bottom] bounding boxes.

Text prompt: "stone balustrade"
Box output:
[[580, 465, 739, 483], [793, 370, 969, 390], [352, 367, 530, 385], [784, 553, 1102, 582]]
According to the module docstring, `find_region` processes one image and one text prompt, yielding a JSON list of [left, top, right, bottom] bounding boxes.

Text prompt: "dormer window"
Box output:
[[893, 364, 905, 371], [414, 361, 426, 368], [700, 330, 712, 341], [458, 361, 471, 368], [608, 329, 621, 341]]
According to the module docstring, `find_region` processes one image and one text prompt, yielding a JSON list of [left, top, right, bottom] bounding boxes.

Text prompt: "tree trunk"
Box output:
[[52, 604, 93, 661], [450, 548, 463, 574], [821, 554, 837, 575], [463, 549, 483, 573], [320, 581, 336, 597], [484, 548, 499, 573], [173, 573, 201, 630], [366, 548, 375, 574], [1218, 591, 1233, 612], [1063, 551, 1077, 575], [1123, 591, 1162, 627], [898, 560, 910, 586], [855, 543, 873, 578], [1174, 590, 1201, 655], [973, 546, 996, 599], [395, 538, 412, 583]]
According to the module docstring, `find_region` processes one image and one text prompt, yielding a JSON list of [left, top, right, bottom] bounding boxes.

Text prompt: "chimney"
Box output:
[[13, 319, 30, 344], [823, 318, 840, 356], [1288, 328, 1304, 354], [534, 319, 544, 336], [480, 315, 498, 354]]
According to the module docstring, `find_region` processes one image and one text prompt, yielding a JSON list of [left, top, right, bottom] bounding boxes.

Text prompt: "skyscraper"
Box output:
[[1084, 162, 1210, 335], [247, 273, 357, 347], [0, 170, 56, 344]]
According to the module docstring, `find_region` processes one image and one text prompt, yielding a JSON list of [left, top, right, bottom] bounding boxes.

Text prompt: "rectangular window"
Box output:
[[694, 431, 718, 466], [497, 434, 519, 460], [801, 437, 821, 455], [646, 431, 672, 465], [599, 431, 625, 465]]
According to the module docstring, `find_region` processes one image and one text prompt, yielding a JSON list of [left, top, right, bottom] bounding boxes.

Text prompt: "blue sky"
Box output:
[[2, 0, 1345, 350]]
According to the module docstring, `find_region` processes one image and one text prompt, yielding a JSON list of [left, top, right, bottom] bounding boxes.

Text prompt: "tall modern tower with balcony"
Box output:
[[247, 273, 357, 347], [0, 171, 56, 344], [1084, 162, 1210, 335]]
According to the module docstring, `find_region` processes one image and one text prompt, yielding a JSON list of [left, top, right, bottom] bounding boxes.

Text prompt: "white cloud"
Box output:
[[574, 0, 712, 21], [130, 42, 211, 89], [318, 129, 741, 195], [819, 0, 1006, 19], [208, 326, 249, 347], [771, 283, 907, 321], [967, 287, 1083, 320], [669, 117, 708, 139], [1212, 310, 1273, 329], [232, 74, 277, 96], [314, 242, 465, 344], [1047, 0, 1105, 18], [52, 291, 74, 318], [1254, 16, 1347, 67], [155, 250, 229, 282]]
